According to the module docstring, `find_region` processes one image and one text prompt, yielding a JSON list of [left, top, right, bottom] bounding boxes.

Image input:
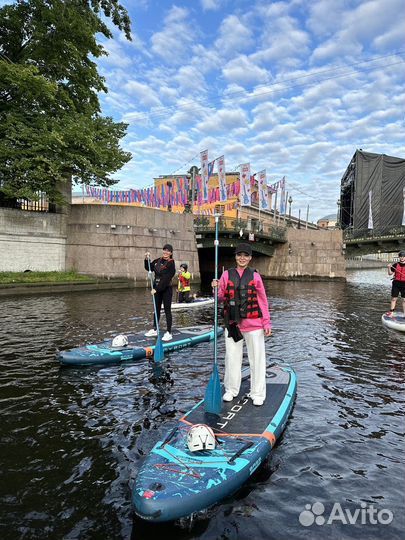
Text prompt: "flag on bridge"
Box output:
[[218, 155, 227, 202], [240, 163, 251, 206], [258, 170, 269, 211], [200, 149, 209, 202]]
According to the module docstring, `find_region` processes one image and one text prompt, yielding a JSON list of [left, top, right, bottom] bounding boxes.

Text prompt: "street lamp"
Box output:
[[184, 166, 199, 214], [288, 195, 293, 225], [167, 181, 172, 212], [184, 174, 192, 213], [336, 199, 341, 228]]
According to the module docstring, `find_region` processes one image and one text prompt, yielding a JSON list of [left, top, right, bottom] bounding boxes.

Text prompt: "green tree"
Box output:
[[0, 0, 132, 204]]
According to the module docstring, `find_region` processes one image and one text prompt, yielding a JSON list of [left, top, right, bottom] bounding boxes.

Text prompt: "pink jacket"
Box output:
[[217, 268, 271, 332]]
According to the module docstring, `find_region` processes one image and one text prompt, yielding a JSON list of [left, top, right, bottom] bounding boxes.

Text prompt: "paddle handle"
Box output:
[[147, 257, 160, 338]]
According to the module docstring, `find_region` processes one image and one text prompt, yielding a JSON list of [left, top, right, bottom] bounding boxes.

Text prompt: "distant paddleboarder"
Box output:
[[386, 250, 405, 317], [177, 263, 191, 303]]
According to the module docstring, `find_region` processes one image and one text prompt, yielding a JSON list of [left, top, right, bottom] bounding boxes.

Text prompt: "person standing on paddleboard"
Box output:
[[387, 250, 405, 317], [177, 263, 192, 303], [211, 243, 272, 406], [144, 244, 176, 341]]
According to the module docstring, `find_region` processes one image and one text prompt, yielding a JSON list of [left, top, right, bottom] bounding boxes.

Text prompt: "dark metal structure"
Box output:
[[339, 150, 405, 236]]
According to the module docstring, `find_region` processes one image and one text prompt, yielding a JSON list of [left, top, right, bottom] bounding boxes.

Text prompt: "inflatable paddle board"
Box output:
[[171, 297, 214, 310], [381, 312, 405, 332], [132, 364, 297, 522], [58, 325, 223, 366]]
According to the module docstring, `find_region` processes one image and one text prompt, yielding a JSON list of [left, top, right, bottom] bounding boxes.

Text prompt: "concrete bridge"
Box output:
[[343, 226, 405, 256], [194, 215, 287, 257]]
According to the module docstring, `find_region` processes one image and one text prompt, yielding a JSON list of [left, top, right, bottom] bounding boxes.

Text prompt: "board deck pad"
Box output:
[[185, 374, 289, 435], [132, 365, 297, 522]]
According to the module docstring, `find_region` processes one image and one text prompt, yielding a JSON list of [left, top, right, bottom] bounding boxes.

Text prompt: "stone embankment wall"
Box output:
[[346, 258, 387, 269], [66, 205, 200, 285], [255, 228, 346, 280], [1, 205, 346, 282], [0, 208, 67, 272]]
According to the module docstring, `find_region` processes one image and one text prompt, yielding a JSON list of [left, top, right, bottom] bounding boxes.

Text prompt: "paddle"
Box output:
[[204, 214, 222, 415], [146, 257, 164, 363]]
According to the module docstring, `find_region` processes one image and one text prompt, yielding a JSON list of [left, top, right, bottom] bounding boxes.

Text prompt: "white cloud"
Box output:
[[99, 41, 133, 68], [123, 81, 162, 107], [200, 0, 221, 11], [214, 14, 254, 57], [196, 108, 248, 133], [174, 65, 208, 93], [222, 56, 270, 85], [150, 6, 194, 64]]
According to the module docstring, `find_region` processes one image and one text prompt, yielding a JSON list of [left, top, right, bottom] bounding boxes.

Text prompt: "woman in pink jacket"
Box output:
[[212, 243, 271, 406]]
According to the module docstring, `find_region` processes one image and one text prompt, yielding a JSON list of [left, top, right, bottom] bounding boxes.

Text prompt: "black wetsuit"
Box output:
[[144, 257, 176, 332]]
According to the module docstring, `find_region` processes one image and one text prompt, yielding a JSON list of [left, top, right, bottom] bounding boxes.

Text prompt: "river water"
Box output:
[[0, 269, 404, 540]]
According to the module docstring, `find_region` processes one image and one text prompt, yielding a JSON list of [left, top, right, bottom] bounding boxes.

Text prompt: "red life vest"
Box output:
[[394, 263, 405, 282], [223, 267, 262, 323]]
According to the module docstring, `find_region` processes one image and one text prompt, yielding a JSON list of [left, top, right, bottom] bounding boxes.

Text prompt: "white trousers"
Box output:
[[224, 328, 266, 401]]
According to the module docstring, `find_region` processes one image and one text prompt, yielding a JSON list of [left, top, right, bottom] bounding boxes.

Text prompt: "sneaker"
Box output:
[[145, 329, 157, 337], [162, 332, 173, 341], [253, 398, 264, 406], [223, 392, 234, 402]]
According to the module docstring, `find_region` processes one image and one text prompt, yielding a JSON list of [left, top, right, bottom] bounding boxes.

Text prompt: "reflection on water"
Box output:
[[0, 269, 404, 540]]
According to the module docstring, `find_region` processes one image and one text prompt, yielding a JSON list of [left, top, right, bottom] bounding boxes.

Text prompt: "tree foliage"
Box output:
[[0, 0, 132, 203]]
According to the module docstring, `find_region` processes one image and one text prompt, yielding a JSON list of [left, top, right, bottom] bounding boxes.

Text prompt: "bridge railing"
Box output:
[[194, 216, 287, 242], [344, 225, 405, 242]]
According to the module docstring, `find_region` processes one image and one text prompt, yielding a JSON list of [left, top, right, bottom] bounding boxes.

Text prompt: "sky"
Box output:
[[3, 0, 405, 221]]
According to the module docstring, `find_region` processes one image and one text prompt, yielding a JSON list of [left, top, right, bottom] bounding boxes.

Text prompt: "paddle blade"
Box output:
[[204, 363, 222, 414], [153, 337, 164, 363]]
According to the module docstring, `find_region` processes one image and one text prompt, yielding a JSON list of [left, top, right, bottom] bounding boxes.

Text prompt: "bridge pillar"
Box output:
[[256, 228, 346, 280]]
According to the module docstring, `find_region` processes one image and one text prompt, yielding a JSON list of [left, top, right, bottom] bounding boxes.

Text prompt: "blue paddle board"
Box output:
[[132, 363, 297, 522], [58, 325, 223, 366]]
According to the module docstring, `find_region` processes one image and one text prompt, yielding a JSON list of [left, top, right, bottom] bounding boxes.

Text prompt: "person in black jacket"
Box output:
[[144, 244, 176, 341]]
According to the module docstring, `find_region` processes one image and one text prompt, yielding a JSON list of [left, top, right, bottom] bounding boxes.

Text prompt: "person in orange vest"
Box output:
[[387, 250, 405, 316], [177, 263, 191, 303], [211, 243, 272, 406]]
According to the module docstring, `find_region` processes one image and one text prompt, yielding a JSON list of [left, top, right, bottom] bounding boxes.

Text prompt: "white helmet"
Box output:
[[187, 424, 216, 452], [112, 334, 129, 348]]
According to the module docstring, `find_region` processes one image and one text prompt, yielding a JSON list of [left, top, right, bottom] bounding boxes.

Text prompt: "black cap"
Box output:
[[399, 251, 405, 257], [235, 243, 252, 256], [162, 244, 173, 252]]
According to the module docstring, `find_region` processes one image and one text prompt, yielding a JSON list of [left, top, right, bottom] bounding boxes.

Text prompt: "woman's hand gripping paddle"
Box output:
[[147, 257, 164, 363], [204, 215, 222, 415]]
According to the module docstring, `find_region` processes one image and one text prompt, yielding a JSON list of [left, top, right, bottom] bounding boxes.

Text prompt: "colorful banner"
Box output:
[[280, 176, 286, 214], [217, 155, 227, 202], [85, 175, 241, 209], [258, 169, 269, 210], [208, 160, 215, 178], [240, 163, 251, 206], [200, 149, 209, 202]]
